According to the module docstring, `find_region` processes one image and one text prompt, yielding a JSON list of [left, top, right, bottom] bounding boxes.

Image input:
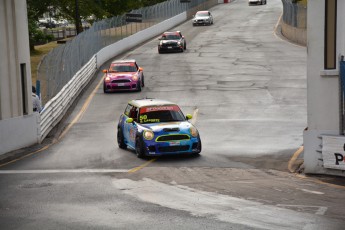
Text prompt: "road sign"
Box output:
[[125, 13, 142, 23]]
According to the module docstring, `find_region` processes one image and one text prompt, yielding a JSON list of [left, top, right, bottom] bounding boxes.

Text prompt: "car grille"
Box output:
[[111, 79, 131, 83], [156, 134, 190, 142], [161, 42, 178, 48], [110, 85, 131, 90], [158, 145, 190, 153]]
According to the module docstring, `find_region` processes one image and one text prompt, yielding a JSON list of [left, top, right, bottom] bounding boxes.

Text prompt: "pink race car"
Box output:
[[102, 59, 144, 93]]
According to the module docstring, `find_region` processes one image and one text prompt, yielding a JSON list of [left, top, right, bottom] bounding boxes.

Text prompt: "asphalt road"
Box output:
[[1, 0, 345, 229]]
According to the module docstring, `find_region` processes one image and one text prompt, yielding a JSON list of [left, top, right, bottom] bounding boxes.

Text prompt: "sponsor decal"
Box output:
[[140, 105, 180, 113], [322, 135, 345, 170]]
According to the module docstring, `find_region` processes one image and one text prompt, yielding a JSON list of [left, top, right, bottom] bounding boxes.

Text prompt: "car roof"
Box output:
[[129, 98, 177, 108], [197, 11, 209, 13], [162, 31, 180, 35], [111, 59, 136, 64]]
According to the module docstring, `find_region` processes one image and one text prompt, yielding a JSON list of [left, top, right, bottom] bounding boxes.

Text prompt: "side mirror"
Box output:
[[182, 36, 185, 39], [139, 67, 143, 71], [126, 118, 134, 123], [186, 114, 192, 120], [102, 69, 107, 73]]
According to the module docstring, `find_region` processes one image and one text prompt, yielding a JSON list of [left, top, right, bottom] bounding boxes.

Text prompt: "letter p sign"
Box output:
[[334, 153, 344, 165]]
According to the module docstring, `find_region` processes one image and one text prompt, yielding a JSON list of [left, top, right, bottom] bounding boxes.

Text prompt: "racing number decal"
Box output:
[[140, 115, 160, 123], [139, 115, 147, 123]]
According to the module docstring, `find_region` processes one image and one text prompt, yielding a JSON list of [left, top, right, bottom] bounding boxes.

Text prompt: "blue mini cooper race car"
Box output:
[[117, 98, 202, 158]]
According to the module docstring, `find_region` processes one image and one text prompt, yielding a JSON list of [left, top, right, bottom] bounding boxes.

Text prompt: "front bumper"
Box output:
[[158, 45, 183, 53], [104, 81, 139, 91], [143, 137, 201, 156], [193, 20, 211, 25]]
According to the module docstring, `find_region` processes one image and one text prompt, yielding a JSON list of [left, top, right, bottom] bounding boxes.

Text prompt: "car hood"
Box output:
[[107, 72, 135, 79], [161, 40, 179, 44], [140, 121, 193, 133]]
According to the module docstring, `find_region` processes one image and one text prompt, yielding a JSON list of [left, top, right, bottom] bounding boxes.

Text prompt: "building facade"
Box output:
[[304, 0, 345, 176], [0, 0, 40, 156]]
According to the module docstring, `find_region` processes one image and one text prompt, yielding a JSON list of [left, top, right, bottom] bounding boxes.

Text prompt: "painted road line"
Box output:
[[0, 145, 52, 168], [288, 146, 303, 173], [128, 158, 156, 173], [0, 169, 129, 174], [58, 76, 104, 140], [0, 77, 105, 169]]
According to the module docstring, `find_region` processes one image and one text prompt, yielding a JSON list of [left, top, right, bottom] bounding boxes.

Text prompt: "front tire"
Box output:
[[135, 137, 145, 158], [142, 74, 145, 87], [103, 83, 108, 93]]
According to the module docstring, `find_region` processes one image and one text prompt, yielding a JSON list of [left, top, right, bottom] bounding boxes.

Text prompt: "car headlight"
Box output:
[[160, 41, 163, 45], [190, 127, 198, 137], [105, 76, 111, 83], [132, 75, 138, 81], [143, 130, 154, 140], [177, 41, 181, 45]]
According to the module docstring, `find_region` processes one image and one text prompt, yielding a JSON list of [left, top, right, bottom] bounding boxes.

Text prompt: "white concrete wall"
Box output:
[[0, 113, 40, 155], [304, 0, 345, 176], [0, 0, 37, 156]]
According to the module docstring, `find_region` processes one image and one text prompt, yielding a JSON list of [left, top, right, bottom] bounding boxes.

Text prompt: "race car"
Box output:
[[117, 98, 202, 158], [192, 11, 214, 26], [102, 59, 144, 93], [158, 31, 186, 53]]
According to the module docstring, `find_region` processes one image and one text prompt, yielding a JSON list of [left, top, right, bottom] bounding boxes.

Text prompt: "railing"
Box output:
[[281, 0, 307, 28], [39, 56, 97, 142]]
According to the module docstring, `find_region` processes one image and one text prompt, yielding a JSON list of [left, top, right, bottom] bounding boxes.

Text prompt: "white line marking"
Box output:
[[277, 204, 328, 216], [301, 189, 324, 195], [315, 207, 328, 215], [0, 169, 129, 174]]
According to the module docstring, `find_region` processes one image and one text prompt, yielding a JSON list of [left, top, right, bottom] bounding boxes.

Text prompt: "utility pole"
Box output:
[[75, 0, 81, 34]]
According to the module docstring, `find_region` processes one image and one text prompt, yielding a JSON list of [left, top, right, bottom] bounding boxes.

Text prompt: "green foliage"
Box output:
[[26, 0, 169, 49]]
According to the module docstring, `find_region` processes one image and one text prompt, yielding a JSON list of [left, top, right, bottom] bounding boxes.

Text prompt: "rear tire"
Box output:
[[117, 128, 127, 149]]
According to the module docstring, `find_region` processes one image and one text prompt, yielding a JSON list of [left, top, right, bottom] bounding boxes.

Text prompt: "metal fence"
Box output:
[[37, 0, 215, 105], [281, 0, 307, 28]]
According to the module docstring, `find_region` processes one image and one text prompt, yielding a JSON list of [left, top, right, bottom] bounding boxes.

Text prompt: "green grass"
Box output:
[[30, 42, 59, 85]]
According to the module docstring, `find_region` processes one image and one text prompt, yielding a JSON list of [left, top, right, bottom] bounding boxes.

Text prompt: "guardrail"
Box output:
[[39, 56, 97, 142]]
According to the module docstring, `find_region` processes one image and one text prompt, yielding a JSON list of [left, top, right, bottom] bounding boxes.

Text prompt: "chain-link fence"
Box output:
[[37, 0, 216, 105], [281, 0, 307, 28]]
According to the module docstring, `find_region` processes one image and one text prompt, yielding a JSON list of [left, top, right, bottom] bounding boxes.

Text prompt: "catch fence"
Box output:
[[37, 0, 217, 104]]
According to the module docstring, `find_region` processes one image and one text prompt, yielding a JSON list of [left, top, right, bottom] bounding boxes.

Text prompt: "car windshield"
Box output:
[[109, 63, 137, 72], [139, 105, 185, 124], [196, 12, 209, 17], [162, 34, 181, 40]]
